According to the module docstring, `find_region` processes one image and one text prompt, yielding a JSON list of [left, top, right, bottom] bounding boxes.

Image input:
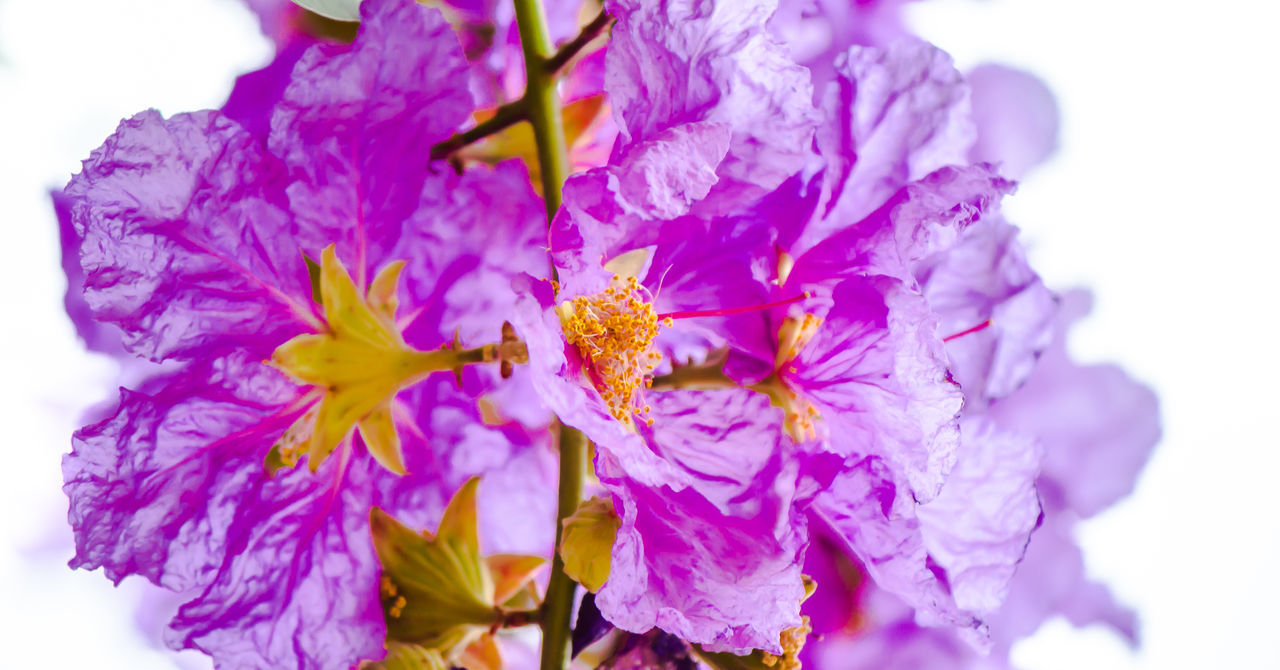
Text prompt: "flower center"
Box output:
[[558, 274, 671, 428], [752, 313, 824, 442], [268, 245, 454, 476]]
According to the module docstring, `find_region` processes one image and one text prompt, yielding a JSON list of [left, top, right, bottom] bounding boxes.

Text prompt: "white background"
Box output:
[[0, 0, 1277, 668]]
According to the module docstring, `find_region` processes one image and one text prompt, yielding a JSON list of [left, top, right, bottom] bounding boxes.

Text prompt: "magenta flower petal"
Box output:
[[223, 39, 313, 143], [62, 3, 556, 667], [65, 353, 301, 588], [270, 0, 472, 267], [791, 164, 1016, 290], [597, 388, 810, 654], [793, 278, 962, 502], [66, 110, 313, 363], [400, 160, 550, 350]]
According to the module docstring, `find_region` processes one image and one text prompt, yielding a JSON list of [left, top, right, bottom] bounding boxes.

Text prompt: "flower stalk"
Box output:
[[511, 1, 587, 668], [513, 0, 569, 222]]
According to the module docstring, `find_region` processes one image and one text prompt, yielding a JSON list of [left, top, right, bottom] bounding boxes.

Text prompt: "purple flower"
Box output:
[[62, 1, 550, 667], [509, 8, 1038, 654], [803, 293, 1158, 670], [507, 123, 839, 650], [711, 38, 1046, 647]]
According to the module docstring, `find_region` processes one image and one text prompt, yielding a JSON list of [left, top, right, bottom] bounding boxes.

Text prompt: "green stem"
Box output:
[[540, 424, 586, 670], [513, 0, 570, 221], [511, 3, 585, 668]]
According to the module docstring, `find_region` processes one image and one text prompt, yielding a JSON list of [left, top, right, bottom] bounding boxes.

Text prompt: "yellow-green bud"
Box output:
[[559, 496, 621, 592]]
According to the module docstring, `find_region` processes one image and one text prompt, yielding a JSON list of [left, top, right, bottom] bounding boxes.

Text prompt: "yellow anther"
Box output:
[[558, 275, 670, 427]]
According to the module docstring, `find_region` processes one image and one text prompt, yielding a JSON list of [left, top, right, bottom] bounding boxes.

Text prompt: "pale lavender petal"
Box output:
[[988, 515, 1138, 651], [916, 416, 1042, 616], [967, 64, 1060, 179], [813, 457, 982, 635], [990, 292, 1160, 518], [920, 217, 1057, 405], [802, 39, 975, 254]]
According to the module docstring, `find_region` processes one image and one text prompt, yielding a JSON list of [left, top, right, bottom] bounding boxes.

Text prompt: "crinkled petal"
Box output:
[[66, 109, 313, 362], [53, 188, 126, 357], [792, 164, 1015, 289], [597, 388, 810, 654], [547, 118, 738, 301], [612, 121, 734, 220], [271, 0, 472, 272], [165, 451, 387, 669], [800, 39, 975, 254], [916, 416, 1042, 616], [794, 277, 961, 502], [920, 217, 1057, 405], [812, 456, 982, 635], [605, 0, 817, 209], [167, 376, 550, 670], [400, 161, 550, 350], [64, 353, 302, 588]]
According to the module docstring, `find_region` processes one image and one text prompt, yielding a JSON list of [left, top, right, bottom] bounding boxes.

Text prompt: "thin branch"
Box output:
[[429, 98, 528, 160], [542, 9, 613, 75]]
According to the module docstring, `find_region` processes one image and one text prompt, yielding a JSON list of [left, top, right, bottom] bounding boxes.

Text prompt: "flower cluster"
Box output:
[[56, 0, 1158, 669]]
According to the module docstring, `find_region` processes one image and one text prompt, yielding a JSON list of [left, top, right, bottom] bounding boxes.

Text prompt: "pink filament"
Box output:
[[658, 292, 810, 321]]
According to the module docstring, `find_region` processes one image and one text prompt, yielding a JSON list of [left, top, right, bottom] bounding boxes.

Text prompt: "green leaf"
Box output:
[[289, 0, 362, 22]]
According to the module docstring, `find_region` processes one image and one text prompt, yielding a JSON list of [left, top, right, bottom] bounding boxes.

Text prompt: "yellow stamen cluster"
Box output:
[[753, 313, 825, 442], [760, 618, 811, 670], [559, 275, 671, 427], [774, 313, 822, 372]]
